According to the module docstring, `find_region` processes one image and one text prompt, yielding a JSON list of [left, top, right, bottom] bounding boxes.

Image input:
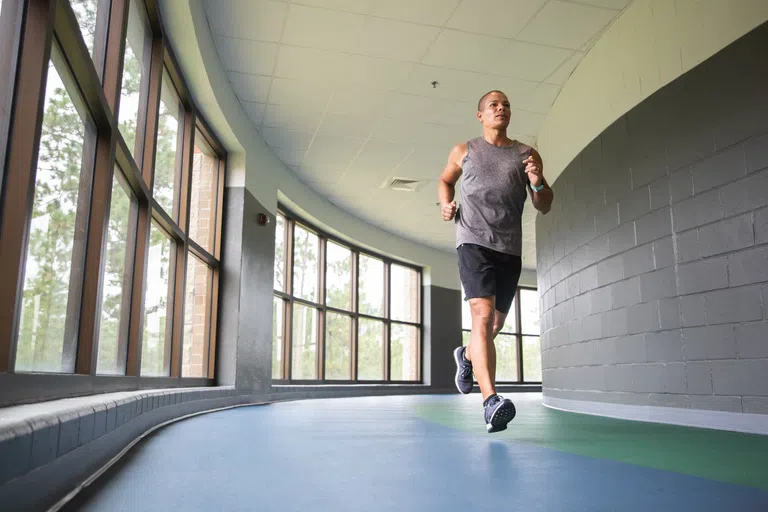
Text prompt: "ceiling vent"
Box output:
[[382, 177, 421, 192]]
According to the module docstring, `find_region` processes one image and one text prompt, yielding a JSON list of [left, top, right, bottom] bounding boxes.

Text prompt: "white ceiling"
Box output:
[[203, 0, 630, 269]]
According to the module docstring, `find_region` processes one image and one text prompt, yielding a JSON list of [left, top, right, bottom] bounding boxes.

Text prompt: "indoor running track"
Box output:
[[65, 394, 768, 511]]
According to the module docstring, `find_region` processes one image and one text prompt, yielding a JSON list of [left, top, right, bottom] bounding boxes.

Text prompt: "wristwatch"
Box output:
[[530, 183, 544, 192]]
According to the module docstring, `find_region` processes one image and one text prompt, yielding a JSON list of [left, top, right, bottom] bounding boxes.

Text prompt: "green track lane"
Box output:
[[414, 394, 768, 490]]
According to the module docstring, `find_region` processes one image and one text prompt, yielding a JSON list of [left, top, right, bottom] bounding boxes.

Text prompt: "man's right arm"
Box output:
[[438, 143, 466, 221]]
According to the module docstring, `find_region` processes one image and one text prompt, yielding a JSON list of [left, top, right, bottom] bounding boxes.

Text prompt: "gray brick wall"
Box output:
[[536, 22, 768, 415]]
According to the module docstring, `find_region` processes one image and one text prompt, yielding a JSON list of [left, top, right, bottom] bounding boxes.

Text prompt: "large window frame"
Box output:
[[274, 206, 423, 384], [0, 0, 226, 406], [461, 286, 542, 384]]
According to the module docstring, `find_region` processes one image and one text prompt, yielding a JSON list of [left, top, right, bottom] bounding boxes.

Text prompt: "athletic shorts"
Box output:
[[457, 243, 522, 315]]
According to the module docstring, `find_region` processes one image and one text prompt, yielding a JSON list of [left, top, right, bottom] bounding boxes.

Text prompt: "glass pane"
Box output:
[[462, 330, 470, 347], [461, 286, 471, 330], [391, 324, 418, 381], [189, 129, 218, 253], [523, 336, 542, 382], [0, 0, 22, 191], [520, 288, 540, 335], [15, 43, 95, 373], [292, 225, 319, 302], [272, 297, 283, 379], [326, 241, 351, 310], [96, 169, 136, 375], [358, 319, 383, 380], [182, 254, 212, 378], [359, 255, 384, 317], [291, 304, 317, 380], [501, 296, 517, 334], [391, 264, 419, 323], [496, 334, 519, 382], [273, 215, 285, 291], [71, 0, 106, 60], [141, 222, 173, 376], [325, 312, 351, 380], [118, 0, 151, 161], [153, 69, 182, 217]]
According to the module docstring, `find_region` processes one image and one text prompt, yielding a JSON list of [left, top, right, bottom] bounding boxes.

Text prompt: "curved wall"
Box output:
[[537, 0, 768, 186], [536, 21, 768, 423]]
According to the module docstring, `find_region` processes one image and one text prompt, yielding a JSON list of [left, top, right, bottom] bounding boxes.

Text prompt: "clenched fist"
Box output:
[[441, 200, 457, 221]]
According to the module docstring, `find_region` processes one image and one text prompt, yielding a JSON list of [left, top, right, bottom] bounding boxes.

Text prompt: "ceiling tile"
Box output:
[[227, 72, 272, 103], [370, 0, 461, 25], [318, 112, 378, 138], [508, 110, 547, 137], [260, 127, 317, 151], [214, 36, 278, 75], [516, 1, 618, 50], [292, 0, 374, 15], [544, 51, 583, 84], [262, 104, 325, 131], [241, 101, 266, 126], [326, 87, 395, 117], [271, 146, 305, 167], [524, 83, 562, 113], [305, 134, 367, 171], [395, 145, 452, 180], [266, 77, 334, 111], [572, 0, 631, 9], [445, 0, 547, 39], [358, 17, 440, 62], [342, 139, 414, 186], [399, 65, 539, 104], [385, 94, 475, 126], [275, 45, 416, 89], [422, 30, 573, 81], [203, 0, 287, 42], [281, 4, 365, 52]]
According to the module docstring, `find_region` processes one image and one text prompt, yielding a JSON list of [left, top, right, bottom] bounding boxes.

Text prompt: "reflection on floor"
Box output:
[[66, 393, 768, 511]]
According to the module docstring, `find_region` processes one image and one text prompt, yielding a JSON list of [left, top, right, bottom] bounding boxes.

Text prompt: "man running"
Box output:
[[437, 90, 554, 433]]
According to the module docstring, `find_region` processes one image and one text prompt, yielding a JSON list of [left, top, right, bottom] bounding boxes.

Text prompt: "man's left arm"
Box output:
[[524, 148, 554, 215]]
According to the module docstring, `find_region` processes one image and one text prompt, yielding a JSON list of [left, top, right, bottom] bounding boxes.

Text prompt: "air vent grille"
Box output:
[[384, 177, 421, 191]]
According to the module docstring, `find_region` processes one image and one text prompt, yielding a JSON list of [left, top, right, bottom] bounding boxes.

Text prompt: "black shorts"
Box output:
[[457, 243, 522, 315]]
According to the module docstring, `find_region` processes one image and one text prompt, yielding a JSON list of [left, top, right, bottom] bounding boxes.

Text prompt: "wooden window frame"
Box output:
[[273, 205, 424, 385], [0, 0, 226, 407]]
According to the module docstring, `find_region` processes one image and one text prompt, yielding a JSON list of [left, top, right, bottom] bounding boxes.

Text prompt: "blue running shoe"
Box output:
[[484, 394, 516, 433], [453, 346, 473, 394]]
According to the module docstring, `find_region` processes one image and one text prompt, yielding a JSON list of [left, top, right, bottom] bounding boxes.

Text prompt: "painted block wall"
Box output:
[[536, 22, 768, 414]]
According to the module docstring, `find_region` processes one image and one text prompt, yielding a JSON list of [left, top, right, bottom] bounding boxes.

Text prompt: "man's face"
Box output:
[[477, 92, 510, 129]]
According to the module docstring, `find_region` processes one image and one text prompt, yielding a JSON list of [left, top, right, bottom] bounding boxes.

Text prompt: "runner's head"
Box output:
[[476, 90, 510, 130]]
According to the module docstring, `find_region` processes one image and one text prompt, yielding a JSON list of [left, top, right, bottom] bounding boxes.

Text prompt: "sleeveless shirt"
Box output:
[[455, 137, 532, 256]]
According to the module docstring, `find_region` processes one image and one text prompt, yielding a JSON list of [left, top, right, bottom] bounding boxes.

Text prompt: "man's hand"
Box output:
[[441, 200, 457, 221], [523, 154, 543, 187]]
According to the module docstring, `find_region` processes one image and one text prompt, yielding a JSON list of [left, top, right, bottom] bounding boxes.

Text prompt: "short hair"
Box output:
[[477, 90, 506, 111]]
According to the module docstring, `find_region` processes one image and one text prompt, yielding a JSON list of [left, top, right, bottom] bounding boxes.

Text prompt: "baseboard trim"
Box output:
[[542, 395, 768, 435]]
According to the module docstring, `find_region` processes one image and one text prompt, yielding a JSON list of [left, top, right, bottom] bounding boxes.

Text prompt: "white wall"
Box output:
[[538, 0, 768, 185], [159, 0, 471, 289]]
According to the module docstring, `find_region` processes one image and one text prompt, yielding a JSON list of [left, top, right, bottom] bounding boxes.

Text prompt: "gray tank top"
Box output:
[[455, 137, 532, 256]]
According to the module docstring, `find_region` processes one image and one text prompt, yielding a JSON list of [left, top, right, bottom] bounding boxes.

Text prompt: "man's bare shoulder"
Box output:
[[449, 142, 469, 165]]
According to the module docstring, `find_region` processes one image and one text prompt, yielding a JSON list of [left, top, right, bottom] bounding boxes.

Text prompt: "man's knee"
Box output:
[[469, 298, 495, 328]]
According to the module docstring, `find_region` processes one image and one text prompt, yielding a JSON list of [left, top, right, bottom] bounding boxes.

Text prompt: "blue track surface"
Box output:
[[71, 395, 768, 511]]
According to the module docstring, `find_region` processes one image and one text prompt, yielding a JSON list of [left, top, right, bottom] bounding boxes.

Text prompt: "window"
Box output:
[[153, 69, 182, 218], [0, 0, 226, 405], [141, 221, 173, 376], [96, 168, 137, 375], [0, 0, 23, 194], [461, 285, 541, 383], [118, 0, 152, 161], [16, 43, 96, 373], [273, 209, 422, 383]]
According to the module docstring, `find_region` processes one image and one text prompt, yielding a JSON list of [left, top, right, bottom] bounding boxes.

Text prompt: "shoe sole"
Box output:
[[453, 347, 472, 395], [486, 400, 516, 433]]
